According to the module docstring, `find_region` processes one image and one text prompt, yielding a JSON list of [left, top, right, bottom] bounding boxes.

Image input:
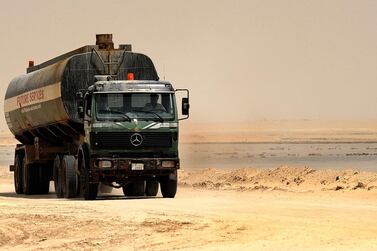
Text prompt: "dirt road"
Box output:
[[1, 170, 377, 251]]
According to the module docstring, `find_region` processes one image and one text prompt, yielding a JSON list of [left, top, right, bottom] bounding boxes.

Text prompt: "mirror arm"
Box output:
[[179, 114, 189, 121]]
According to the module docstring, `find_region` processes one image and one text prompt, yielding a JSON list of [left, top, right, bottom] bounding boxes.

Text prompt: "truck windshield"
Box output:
[[95, 93, 175, 121]]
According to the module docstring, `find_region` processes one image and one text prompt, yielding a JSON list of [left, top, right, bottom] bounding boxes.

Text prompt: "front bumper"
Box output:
[[90, 157, 179, 182]]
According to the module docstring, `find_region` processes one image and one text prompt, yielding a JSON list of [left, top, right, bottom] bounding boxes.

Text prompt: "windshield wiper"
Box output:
[[138, 110, 164, 122], [98, 109, 131, 121]]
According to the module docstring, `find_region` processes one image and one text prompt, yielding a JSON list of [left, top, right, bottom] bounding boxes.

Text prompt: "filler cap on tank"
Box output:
[[96, 34, 114, 49]]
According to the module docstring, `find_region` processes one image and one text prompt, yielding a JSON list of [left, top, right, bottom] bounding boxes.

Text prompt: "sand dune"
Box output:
[[179, 166, 377, 192]]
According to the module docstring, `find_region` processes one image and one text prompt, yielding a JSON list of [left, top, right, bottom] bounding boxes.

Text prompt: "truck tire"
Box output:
[[62, 155, 77, 198], [160, 171, 177, 198], [53, 155, 64, 198], [83, 180, 98, 200], [133, 181, 145, 196], [80, 161, 98, 200], [80, 169, 98, 200], [78, 144, 98, 200], [145, 181, 159, 196], [23, 160, 37, 195], [122, 183, 134, 196], [122, 181, 145, 197], [14, 155, 23, 194], [36, 165, 50, 194]]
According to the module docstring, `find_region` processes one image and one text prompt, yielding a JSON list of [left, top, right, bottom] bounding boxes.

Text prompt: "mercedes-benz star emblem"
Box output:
[[130, 133, 143, 146]]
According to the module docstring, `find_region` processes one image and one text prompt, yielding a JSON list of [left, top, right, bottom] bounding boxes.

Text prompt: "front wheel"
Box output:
[[80, 169, 98, 200], [160, 171, 177, 198], [145, 181, 159, 196], [83, 182, 98, 200], [122, 181, 145, 197], [79, 165, 98, 200], [78, 145, 98, 200]]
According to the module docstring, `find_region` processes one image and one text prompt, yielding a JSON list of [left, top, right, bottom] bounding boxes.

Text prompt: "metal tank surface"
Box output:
[[4, 34, 159, 145]]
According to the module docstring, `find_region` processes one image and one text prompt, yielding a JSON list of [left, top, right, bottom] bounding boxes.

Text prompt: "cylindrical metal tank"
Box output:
[[4, 43, 159, 145]]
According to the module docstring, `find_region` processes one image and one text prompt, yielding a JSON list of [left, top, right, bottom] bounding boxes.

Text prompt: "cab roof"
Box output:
[[89, 80, 175, 93]]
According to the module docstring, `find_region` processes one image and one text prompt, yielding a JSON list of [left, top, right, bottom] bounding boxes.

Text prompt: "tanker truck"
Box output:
[[4, 34, 190, 200]]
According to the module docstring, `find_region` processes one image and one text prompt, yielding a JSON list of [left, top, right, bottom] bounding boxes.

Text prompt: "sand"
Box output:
[[1, 166, 377, 250], [1, 121, 377, 250], [179, 166, 377, 192]]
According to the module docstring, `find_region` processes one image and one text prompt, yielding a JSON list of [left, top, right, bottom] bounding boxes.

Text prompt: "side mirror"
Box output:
[[182, 97, 190, 115], [176, 88, 190, 120]]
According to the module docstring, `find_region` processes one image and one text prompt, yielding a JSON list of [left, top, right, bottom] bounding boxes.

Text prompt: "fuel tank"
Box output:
[[4, 34, 159, 145]]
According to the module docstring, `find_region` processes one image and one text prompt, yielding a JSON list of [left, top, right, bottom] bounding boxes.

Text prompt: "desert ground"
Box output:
[[2, 121, 377, 250], [1, 166, 377, 250]]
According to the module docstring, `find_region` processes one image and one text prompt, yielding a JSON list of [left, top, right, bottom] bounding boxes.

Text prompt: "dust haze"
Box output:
[[1, 0, 377, 131]]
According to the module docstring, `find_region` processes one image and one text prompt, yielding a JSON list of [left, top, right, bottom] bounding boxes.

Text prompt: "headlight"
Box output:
[[98, 160, 112, 168], [162, 160, 175, 168]]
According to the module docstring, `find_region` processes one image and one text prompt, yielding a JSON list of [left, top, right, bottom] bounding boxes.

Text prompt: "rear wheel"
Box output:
[[36, 165, 50, 194], [14, 155, 23, 194], [145, 181, 159, 196], [23, 163, 50, 195], [53, 155, 64, 198], [160, 171, 177, 198], [62, 155, 77, 198], [23, 159, 37, 195], [122, 181, 145, 197]]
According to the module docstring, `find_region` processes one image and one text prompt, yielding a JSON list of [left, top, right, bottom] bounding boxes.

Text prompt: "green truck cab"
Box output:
[[77, 79, 189, 199]]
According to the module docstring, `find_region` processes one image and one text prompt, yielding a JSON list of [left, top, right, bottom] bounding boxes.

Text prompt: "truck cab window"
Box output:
[[95, 93, 175, 121]]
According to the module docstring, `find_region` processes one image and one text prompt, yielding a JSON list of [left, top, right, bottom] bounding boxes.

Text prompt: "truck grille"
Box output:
[[91, 132, 172, 149]]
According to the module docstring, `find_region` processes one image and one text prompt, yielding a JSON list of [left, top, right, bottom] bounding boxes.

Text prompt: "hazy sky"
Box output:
[[1, 0, 377, 130]]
